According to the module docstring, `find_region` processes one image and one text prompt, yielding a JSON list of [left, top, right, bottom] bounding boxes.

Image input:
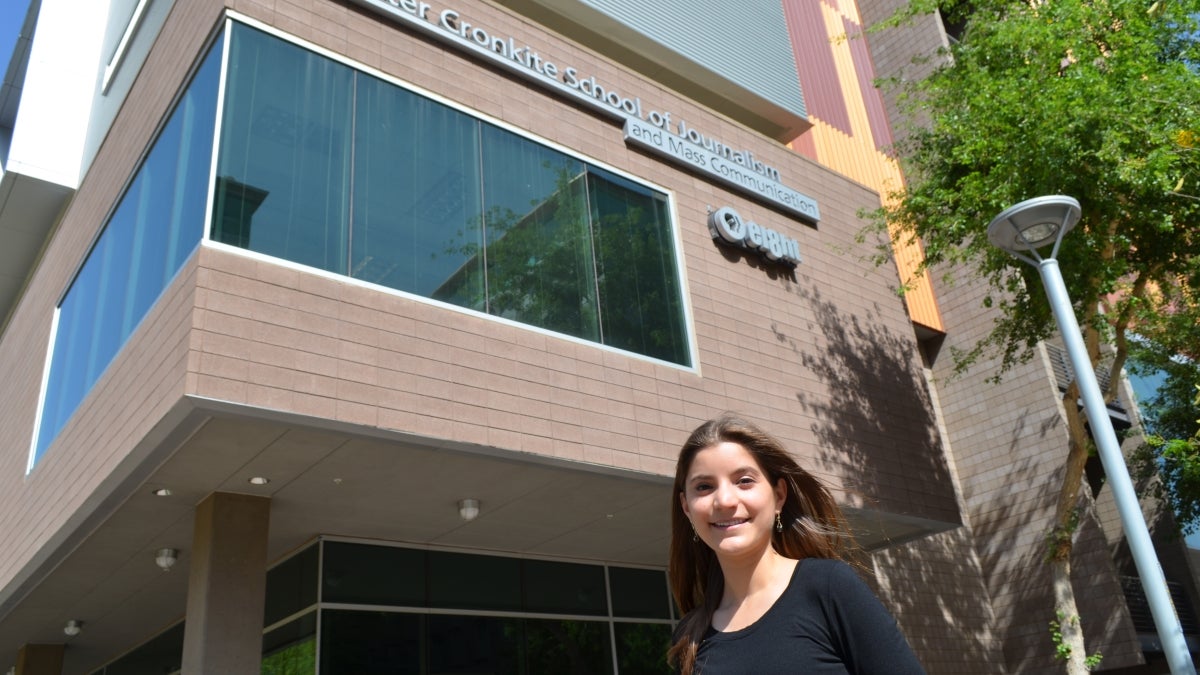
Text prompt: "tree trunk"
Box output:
[[1052, 554, 1090, 674], [1050, 378, 1096, 673]]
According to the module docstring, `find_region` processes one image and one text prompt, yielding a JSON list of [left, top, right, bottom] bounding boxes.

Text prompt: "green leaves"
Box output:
[[870, 0, 1200, 376]]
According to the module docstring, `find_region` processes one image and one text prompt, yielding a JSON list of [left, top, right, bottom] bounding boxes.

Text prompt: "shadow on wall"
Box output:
[[785, 282, 1009, 671], [971, 407, 1143, 672], [787, 283, 954, 519], [872, 529, 1009, 673]]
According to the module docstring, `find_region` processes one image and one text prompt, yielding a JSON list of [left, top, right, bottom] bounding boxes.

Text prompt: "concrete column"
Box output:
[[181, 492, 270, 675], [15, 644, 63, 675]]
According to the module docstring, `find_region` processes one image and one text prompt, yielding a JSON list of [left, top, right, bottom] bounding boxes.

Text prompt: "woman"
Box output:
[[668, 414, 925, 674]]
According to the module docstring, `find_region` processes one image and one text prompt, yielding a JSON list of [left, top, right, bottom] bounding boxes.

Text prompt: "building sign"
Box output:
[[347, 0, 821, 224], [624, 119, 819, 222], [708, 206, 801, 267]]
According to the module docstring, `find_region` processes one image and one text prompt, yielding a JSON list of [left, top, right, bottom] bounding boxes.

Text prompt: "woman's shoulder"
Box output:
[[793, 557, 857, 581], [788, 557, 870, 599]]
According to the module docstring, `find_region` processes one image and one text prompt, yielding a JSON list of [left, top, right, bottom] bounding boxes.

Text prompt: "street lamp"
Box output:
[[987, 195, 1196, 674]]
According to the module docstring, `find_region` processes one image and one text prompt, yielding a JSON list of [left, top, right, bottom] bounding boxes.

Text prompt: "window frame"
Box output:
[[205, 13, 697, 372]]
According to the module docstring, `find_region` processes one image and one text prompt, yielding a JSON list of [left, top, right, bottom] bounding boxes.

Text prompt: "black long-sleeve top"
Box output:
[[687, 558, 926, 674]]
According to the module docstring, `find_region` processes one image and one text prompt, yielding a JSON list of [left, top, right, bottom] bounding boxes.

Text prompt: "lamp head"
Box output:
[[458, 498, 480, 522], [63, 619, 82, 637], [155, 547, 179, 572], [986, 195, 1081, 254]]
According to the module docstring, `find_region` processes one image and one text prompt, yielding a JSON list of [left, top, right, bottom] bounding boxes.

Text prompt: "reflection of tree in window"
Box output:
[[434, 158, 600, 342], [435, 162, 687, 366], [614, 622, 673, 675], [588, 169, 685, 365], [523, 619, 613, 675]]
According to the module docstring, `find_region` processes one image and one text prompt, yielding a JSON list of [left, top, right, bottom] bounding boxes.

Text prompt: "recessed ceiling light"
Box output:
[[152, 488, 173, 497], [248, 476, 271, 486]]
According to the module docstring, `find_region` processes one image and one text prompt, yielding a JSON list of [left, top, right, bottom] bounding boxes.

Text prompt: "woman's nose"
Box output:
[[712, 483, 736, 509]]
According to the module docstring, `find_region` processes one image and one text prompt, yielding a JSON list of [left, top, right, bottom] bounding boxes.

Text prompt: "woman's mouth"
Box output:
[[712, 518, 749, 529]]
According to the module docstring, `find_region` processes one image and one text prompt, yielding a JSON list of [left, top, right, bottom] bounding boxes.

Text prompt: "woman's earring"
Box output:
[[775, 513, 783, 533], [692, 525, 699, 542]]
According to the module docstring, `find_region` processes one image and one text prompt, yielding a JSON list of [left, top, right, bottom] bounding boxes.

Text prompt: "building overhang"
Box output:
[[0, 396, 955, 672], [0, 170, 71, 333]]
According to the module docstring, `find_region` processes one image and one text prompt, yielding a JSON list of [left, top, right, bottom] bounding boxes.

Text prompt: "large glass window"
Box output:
[[614, 622, 673, 675], [262, 612, 316, 675], [608, 566, 671, 620], [476, 125, 597, 340], [211, 27, 352, 273], [265, 543, 318, 626], [588, 168, 687, 365], [350, 74, 484, 303], [213, 24, 688, 366], [319, 610, 422, 673], [33, 34, 223, 467], [322, 541, 426, 607]]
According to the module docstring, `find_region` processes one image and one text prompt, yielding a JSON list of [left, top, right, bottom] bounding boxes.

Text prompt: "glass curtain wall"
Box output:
[[32, 34, 224, 467], [212, 23, 689, 366], [91, 541, 672, 674], [263, 540, 675, 675]]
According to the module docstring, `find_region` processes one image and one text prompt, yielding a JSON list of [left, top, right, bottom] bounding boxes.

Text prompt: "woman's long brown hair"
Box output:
[[667, 414, 856, 675]]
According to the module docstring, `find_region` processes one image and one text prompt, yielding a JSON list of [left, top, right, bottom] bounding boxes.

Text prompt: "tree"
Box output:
[[866, 0, 1200, 670], [1134, 379, 1200, 537]]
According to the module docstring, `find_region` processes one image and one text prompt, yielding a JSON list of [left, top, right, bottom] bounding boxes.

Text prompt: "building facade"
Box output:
[[0, 0, 1192, 673]]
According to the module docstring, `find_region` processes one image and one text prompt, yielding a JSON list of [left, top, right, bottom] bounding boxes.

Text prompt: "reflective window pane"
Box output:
[[428, 551, 521, 611], [351, 74, 484, 307], [265, 544, 318, 626], [588, 168, 687, 365], [320, 610, 421, 674], [614, 622, 673, 675], [213, 24, 352, 275], [522, 559, 607, 616], [524, 619, 613, 675], [262, 611, 316, 675], [322, 541, 426, 607], [608, 567, 671, 619], [479, 125, 598, 340], [428, 614, 522, 675]]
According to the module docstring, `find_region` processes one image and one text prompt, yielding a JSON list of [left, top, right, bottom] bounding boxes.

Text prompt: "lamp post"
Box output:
[[987, 195, 1196, 674]]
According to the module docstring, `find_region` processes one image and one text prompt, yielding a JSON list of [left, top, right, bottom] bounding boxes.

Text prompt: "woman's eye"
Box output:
[[737, 476, 756, 486]]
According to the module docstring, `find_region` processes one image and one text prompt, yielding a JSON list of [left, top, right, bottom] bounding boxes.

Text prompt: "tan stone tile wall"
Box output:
[[927, 270, 1143, 672], [872, 527, 1006, 674]]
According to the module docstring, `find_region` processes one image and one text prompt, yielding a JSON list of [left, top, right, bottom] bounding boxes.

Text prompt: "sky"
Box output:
[[0, 0, 31, 82]]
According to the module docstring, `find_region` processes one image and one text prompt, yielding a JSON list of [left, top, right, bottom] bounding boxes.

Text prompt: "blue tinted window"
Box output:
[[33, 35, 222, 466]]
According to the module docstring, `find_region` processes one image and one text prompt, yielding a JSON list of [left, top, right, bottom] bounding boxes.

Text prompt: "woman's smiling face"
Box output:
[[679, 441, 786, 562]]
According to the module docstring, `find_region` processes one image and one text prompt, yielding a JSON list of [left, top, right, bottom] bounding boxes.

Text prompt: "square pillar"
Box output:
[[181, 492, 270, 675], [15, 644, 63, 675]]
